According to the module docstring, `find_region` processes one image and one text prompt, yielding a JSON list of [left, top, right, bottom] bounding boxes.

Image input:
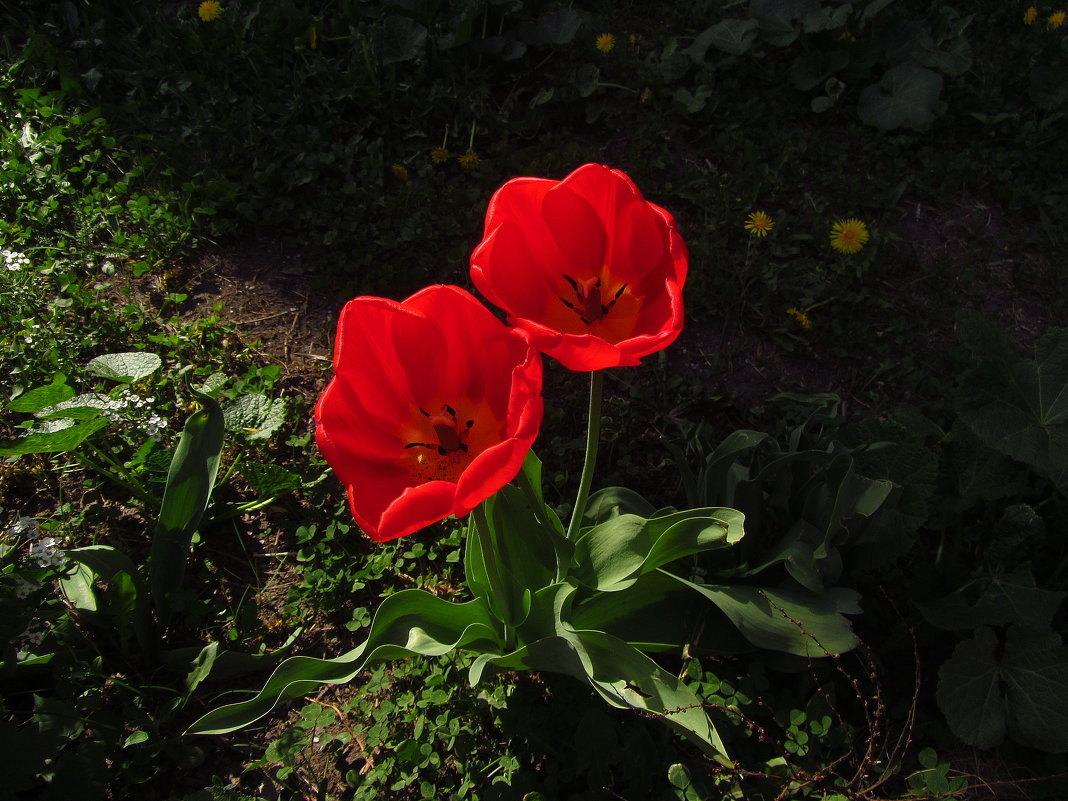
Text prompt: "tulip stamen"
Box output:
[[559, 274, 628, 326], [407, 404, 473, 456]]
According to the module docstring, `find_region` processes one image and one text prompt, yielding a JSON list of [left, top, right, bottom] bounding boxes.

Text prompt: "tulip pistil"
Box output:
[[558, 274, 627, 326]]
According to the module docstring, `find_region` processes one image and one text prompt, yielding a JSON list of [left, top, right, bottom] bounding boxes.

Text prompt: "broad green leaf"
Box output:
[[515, 7, 581, 46], [861, 0, 897, 20], [37, 392, 112, 420], [573, 509, 744, 593], [375, 16, 426, 64], [936, 626, 1005, 748], [572, 515, 651, 592], [642, 508, 744, 570], [750, 0, 816, 46], [698, 429, 769, 507], [941, 423, 1021, 513], [7, 377, 73, 413], [1001, 626, 1068, 752], [787, 50, 849, 91], [222, 394, 286, 440], [666, 573, 861, 656], [58, 560, 98, 611], [957, 321, 1068, 487], [186, 590, 500, 735], [858, 62, 944, 131], [0, 416, 109, 455], [801, 4, 851, 33], [488, 484, 568, 593], [703, 19, 759, 56], [919, 566, 1065, 631], [182, 642, 220, 701], [85, 351, 162, 383], [239, 462, 302, 498], [62, 545, 152, 652], [150, 394, 225, 625], [571, 572, 714, 653], [584, 486, 656, 523]]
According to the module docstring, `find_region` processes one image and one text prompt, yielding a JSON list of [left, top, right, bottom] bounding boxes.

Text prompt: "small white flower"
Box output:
[[9, 516, 42, 538], [2, 250, 30, 271], [29, 536, 67, 568]]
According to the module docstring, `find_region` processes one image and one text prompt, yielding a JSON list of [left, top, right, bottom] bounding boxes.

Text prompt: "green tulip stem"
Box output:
[[566, 370, 604, 541]]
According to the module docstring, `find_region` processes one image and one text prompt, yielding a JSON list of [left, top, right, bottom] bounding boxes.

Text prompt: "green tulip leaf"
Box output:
[[666, 573, 861, 656], [584, 486, 657, 523], [573, 508, 744, 592], [186, 590, 501, 735], [573, 514, 651, 592], [470, 628, 728, 761], [150, 393, 225, 625]]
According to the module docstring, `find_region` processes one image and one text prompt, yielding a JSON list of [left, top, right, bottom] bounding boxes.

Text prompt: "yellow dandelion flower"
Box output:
[[829, 218, 870, 254], [596, 33, 616, 53], [1024, 6, 1039, 24], [391, 163, 409, 181], [628, 33, 637, 46], [197, 1, 221, 21], [430, 147, 449, 164], [1049, 10, 1066, 28], [786, 307, 813, 331], [458, 150, 481, 170], [744, 211, 775, 237]]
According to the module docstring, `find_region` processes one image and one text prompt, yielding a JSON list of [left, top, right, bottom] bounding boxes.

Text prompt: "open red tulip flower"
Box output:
[[470, 163, 688, 371], [314, 285, 544, 542]]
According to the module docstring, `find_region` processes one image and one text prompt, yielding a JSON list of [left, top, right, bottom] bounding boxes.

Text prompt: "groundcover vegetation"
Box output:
[[1, 0, 1067, 799]]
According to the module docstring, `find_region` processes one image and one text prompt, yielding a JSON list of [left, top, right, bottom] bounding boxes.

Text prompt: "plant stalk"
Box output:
[[566, 370, 604, 540]]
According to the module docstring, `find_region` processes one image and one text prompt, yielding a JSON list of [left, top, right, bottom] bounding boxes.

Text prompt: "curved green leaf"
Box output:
[[665, 572, 860, 656], [186, 590, 502, 735], [470, 628, 728, 761], [573, 508, 744, 592], [584, 486, 657, 523]]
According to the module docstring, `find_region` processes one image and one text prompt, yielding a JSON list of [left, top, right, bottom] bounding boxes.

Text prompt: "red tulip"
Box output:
[[470, 163, 687, 371], [314, 285, 544, 542]]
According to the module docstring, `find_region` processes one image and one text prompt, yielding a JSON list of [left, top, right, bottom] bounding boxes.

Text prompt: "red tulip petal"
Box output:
[[316, 284, 544, 541], [469, 164, 687, 372], [351, 479, 458, 542]]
